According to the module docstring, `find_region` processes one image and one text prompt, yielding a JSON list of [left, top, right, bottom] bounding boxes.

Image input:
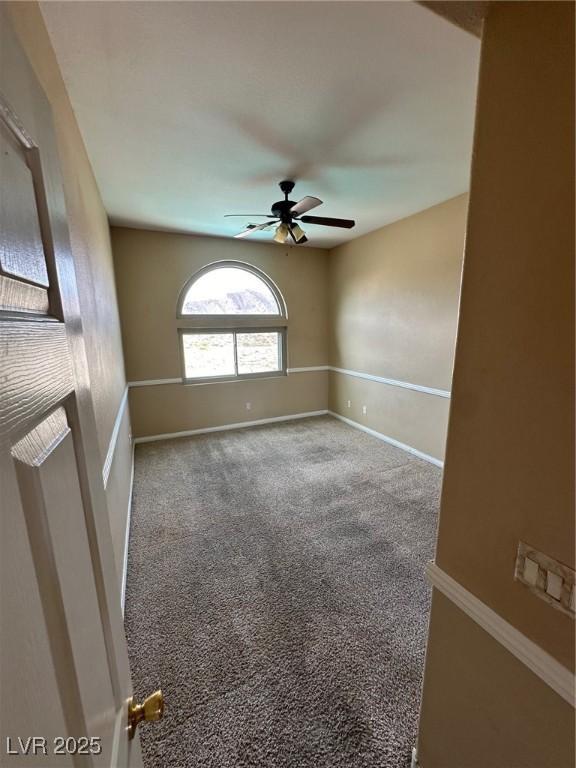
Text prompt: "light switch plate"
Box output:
[[523, 557, 540, 586], [546, 571, 563, 600], [515, 541, 575, 618]]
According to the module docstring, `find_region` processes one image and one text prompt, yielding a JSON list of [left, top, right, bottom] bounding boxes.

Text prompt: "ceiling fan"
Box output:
[[224, 180, 355, 245]]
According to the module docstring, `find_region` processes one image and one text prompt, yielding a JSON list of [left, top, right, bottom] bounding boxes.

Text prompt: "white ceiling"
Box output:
[[41, 1, 480, 248]]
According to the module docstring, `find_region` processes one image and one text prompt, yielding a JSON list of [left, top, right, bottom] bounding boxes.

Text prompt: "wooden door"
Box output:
[[0, 10, 143, 767]]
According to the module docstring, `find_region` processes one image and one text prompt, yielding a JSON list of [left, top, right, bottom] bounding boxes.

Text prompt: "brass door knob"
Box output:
[[127, 690, 164, 739]]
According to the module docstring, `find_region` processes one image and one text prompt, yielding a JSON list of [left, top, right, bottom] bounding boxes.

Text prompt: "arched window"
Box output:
[[177, 261, 287, 382]]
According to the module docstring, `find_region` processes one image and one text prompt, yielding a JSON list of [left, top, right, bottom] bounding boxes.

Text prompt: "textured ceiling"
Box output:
[[41, 1, 480, 248]]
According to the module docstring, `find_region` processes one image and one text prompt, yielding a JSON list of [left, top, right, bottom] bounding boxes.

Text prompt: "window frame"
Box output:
[[178, 327, 287, 384], [177, 260, 287, 321], [176, 261, 288, 385]]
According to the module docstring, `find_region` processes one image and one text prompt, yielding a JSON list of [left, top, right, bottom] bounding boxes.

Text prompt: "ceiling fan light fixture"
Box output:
[[274, 222, 289, 244], [290, 223, 307, 243]]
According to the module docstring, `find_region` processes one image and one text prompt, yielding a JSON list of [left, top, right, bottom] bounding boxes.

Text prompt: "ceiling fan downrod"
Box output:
[[272, 180, 297, 222]]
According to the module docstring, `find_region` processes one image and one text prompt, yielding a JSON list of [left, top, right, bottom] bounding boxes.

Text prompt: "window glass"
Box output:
[[182, 267, 279, 315], [183, 333, 235, 379], [237, 332, 281, 374]]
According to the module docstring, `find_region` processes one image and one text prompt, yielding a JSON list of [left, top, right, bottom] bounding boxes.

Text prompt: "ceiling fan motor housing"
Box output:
[[272, 180, 297, 221], [271, 199, 297, 221]]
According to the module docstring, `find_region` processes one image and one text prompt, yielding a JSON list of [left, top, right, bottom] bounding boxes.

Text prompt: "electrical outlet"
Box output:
[[515, 541, 575, 617], [347, 400, 351, 408], [245, 402, 252, 411], [362, 405, 367, 415]]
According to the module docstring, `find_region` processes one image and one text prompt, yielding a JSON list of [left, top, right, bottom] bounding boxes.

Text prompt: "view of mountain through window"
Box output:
[[183, 332, 281, 379], [182, 267, 280, 315]]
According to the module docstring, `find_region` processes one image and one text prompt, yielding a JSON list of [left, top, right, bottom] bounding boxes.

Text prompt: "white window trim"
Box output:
[[176, 260, 287, 320], [176, 261, 288, 384]]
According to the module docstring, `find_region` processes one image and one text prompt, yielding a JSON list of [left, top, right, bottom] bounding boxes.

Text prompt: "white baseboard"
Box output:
[[133, 410, 329, 444], [427, 562, 576, 707], [411, 747, 420, 768], [120, 443, 135, 616], [328, 411, 444, 468]]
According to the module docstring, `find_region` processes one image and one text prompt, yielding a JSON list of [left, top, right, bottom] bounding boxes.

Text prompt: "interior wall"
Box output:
[[7, 2, 132, 587], [111, 227, 329, 438], [420, 592, 574, 768], [418, 2, 575, 766], [328, 194, 467, 462]]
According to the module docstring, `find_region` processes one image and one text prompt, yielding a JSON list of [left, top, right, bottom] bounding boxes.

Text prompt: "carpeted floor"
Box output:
[[125, 415, 441, 768]]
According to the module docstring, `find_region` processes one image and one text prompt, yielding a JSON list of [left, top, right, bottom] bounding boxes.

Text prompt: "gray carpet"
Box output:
[[125, 415, 441, 768]]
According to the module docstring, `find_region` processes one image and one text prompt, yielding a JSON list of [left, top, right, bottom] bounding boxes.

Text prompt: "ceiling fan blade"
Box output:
[[234, 221, 278, 239], [290, 196, 323, 215], [224, 214, 275, 218], [300, 215, 355, 229]]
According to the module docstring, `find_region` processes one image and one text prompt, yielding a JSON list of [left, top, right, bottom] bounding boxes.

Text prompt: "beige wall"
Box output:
[[328, 194, 467, 461], [419, 2, 575, 765], [111, 228, 329, 438], [129, 373, 328, 439], [329, 372, 450, 461], [419, 593, 574, 768], [7, 2, 132, 586]]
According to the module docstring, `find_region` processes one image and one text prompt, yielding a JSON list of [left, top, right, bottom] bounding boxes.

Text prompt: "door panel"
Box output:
[[12, 407, 116, 765], [1, 8, 143, 767], [1, 451, 74, 768], [0, 119, 49, 287], [0, 273, 48, 314], [0, 322, 72, 430]]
